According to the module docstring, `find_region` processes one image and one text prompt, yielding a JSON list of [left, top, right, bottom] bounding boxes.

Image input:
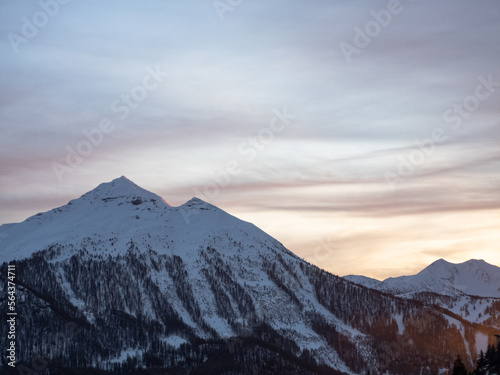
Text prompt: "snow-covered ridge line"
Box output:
[[0, 176, 255, 263], [344, 258, 500, 299]]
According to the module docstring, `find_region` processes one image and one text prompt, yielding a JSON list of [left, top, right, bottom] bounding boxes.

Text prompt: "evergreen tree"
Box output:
[[477, 350, 485, 367], [472, 344, 500, 375], [452, 355, 467, 375], [493, 342, 500, 374], [473, 350, 486, 375]]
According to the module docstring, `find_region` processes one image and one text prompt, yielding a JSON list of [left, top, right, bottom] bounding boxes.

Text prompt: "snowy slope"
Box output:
[[343, 275, 382, 290]]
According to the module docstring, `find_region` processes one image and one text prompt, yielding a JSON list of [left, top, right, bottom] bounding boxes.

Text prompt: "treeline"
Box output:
[[1, 330, 342, 375], [451, 343, 500, 375], [471, 343, 500, 375]]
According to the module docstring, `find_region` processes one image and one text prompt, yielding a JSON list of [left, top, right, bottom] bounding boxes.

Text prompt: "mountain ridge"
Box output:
[[344, 258, 500, 299], [0, 176, 273, 264]]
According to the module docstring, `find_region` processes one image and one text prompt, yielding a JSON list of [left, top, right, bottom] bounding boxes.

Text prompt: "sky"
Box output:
[[1, 0, 499, 279]]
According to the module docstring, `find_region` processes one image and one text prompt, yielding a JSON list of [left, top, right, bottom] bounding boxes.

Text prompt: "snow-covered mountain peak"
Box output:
[[0, 177, 287, 265], [182, 196, 213, 208], [417, 258, 454, 277], [429, 258, 448, 266], [77, 176, 170, 207], [462, 259, 490, 269], [0, 177, 175, 262]]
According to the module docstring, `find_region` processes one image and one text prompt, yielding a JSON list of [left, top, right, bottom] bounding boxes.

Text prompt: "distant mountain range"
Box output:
[[0, 176, 498, 375], [344, 259, 500, 299], [344, 259, 500, 330]]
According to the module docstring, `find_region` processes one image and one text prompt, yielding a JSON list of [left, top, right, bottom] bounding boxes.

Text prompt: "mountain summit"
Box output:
[[0, 176, 171, 263], [79, 175, 171, 207]]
